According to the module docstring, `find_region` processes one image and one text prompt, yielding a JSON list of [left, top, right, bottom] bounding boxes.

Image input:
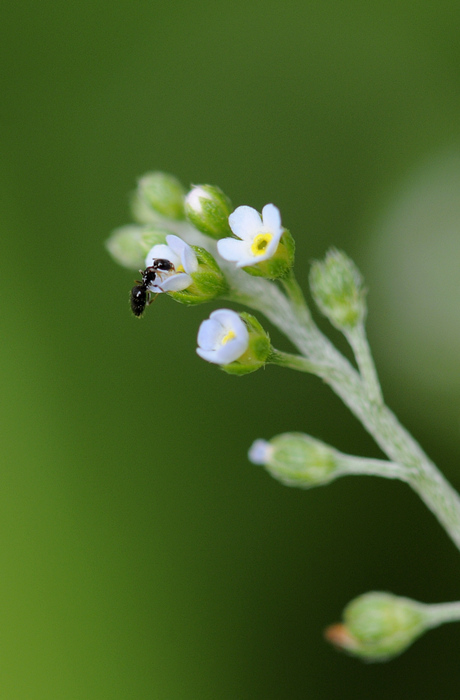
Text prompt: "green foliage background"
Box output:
[[1, 2, 460, 697]]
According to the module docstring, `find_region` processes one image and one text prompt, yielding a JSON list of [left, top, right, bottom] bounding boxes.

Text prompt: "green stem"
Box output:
[[280, 270, 314, 327], [338, 455, 410, 481], [425, 601, 460, 628], [268, 348, 327, 374], [344, 323, 383, 405]]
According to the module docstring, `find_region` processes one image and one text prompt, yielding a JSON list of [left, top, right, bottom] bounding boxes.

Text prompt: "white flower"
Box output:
[[145, 234, 198, 292], [217, 203, 283, 268], [196, 309, 249, 365]]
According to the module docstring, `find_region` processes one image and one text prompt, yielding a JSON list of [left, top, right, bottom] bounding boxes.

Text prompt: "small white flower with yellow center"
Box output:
[[145, 234, 198, 292], [217, 204, 283, 267], [196, 309, 249, 365]]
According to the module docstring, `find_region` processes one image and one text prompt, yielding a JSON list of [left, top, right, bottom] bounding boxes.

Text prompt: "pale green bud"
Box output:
[[106, 225, 168, 270], [131, 171, 186, 223], [184, 185, 233, 239], [220, 312, 271, 376], [249, 433, 337, 488], [168, 246, 229, 306], [139, 228, 169, 254], [325, 592, 429, 662], [309, 249, 366, 329]]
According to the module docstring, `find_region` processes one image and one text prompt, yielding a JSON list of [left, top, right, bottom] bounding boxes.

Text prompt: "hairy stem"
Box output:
[[425, 601, 460, 628]]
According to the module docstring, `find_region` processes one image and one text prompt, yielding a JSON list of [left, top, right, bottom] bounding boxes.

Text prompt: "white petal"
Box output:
[[265, 234, 282, 256], [145, 244, 180, 268], [182, 244, 199, 273], [228, 205, 263, 240], [248, 439, 272, 465], [196, 347, 219, 363], [209, 308, 246, 336], [166, 234, 198, 273], [215, 335, 248, 364], [261, 204, 282, 233], [160, 273, 192, 292], [197, 318, 222, 349], [165, 234, 186, 256], [217, 237, 250, 262]]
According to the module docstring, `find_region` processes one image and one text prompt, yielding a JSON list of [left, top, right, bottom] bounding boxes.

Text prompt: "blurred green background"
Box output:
[[1, 1, 460, 697]]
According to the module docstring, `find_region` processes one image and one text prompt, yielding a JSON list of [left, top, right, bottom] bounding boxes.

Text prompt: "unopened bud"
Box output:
[[132, 171, 186, 223], [325, 592, 429, 662], [249, 433, 338, 488], [106, 225, 168, 270], [310, 249, 366, 330], [185, 185, 233, 239]]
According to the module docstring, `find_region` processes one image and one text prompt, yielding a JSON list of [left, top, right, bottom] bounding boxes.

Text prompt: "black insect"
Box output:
[[130, 259, 175, 317]]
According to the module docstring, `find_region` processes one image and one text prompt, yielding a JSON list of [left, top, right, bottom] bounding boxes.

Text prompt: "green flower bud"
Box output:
[[184, 185, 233, 239], [309, 248, 366, 330], [131, 171, 186, 223], [168, 245, 229, 306], [106, 225, 168, 270], [325, 592, 429, 662], [249, 433, 338, 488]]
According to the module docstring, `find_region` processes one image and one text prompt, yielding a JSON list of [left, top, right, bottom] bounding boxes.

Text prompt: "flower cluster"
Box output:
[[106, 174, 293, 371]]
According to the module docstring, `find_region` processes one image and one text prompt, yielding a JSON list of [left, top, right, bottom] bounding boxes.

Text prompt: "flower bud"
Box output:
[[106, 225, 168, 270], [197, 311, 271, 375], [309, 249, 366, 330], [249, 433, 338, 488], [325, 592, 429, 662], [131, 171, 186, 223], [185, 185, 233, 239]]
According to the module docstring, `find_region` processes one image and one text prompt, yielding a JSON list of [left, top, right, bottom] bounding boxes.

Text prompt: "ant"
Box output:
[[130, 258, 175, 317]]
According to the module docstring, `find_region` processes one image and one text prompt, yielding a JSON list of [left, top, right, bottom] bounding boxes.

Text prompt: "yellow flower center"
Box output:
[[251, 232, 273, 256], [221, 329, 236, 345], [176, 264, 185, 273]]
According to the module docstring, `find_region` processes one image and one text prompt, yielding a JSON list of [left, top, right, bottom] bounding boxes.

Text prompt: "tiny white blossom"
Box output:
[[145, 234, 198, 292], [196, 309, 249, 365], [217, 203, 283, 267], [248, 439, 273, 465]]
